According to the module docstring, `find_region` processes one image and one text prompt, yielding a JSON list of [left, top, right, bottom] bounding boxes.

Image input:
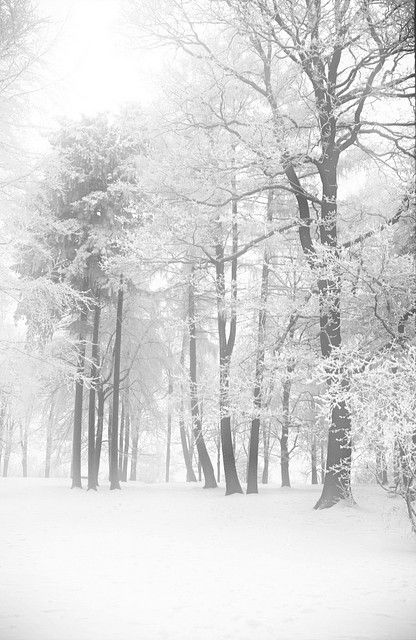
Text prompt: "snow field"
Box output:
[[0, 479, 415, 640]]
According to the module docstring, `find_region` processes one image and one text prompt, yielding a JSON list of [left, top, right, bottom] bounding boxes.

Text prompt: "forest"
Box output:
[[0, 1, 415, 639]]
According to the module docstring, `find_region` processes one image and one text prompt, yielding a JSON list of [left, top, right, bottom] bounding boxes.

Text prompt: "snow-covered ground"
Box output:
[[0, 479, 415, 640]]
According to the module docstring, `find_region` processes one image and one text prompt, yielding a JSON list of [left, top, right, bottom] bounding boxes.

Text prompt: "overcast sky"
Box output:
[[36, 0, 159, 122]]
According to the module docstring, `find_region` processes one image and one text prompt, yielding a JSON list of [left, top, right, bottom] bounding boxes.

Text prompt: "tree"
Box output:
[[133, 0, 414, 507]]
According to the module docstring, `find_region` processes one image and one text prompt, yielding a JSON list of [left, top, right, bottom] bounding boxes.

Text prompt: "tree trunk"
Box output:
[[247, 191, 273, 494], [107, 397, 113, 481], [110, 284, 123, 490], [129, 416, 139, 481], [20, 421, 28, 478], [2, 418, 13, 477], [71, 308, 87, 489], [45, 396, 54, 478], [311, 435, 318, 484], [0, 404, 5, 473], [320, 441, 325, 484], [118, 401, 125, 477], [280, 375, 292, 488], [94, 386, 104, 485], [179, 403, 196, 482], [216, 433, 221, 483], [262, 420, 270, 484], [215, 198, 242, 495], [88, 302, 101, 491], [286, 157, 353, 508], [178, 327, 197, 482], [188, 266, 217, 489], [165, 374, 173, 483], [376, 449, 388, 485], [122, 398, 130, 482], [317, 162, 353, 508]]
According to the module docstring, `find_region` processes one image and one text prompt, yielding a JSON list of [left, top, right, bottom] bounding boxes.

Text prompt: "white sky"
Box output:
[[37, 0, 160, 122]]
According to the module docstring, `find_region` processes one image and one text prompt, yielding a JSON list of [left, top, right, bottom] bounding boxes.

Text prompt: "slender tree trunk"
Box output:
[[129, 415, 139, 481], [45, 400, 54, 478], [216, 433, 221, 483], [122, 398, 130, 482], [71, 307, 87, 489], [0, 404, 5, 473], [376, 448, 388, 485], [247, 191, 274, 493], [2, 418, 13, 477], [20, 421, 28, 478], [110, 284, 123, 490], [94, 386, 104, 485], [188, 266, 217, 489], [215, 196, 242, 495], [280, 373, 292, 488], [311, 435, 318, 485], [2, 447, 10, 477], [165, 374, 173, 483], [88, 302, 101, 491], [320, 441, 325, 484], [108, 397, 113, 482], [118, 402, 125, 477], [179, 401, 196, 482], [178, 328, 197, 482], [262, 420, 270, 484]]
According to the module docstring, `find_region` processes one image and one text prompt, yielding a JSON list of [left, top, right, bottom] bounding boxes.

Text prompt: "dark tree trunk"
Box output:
[[110, 284, 123, 490], [0, 406, 4, 473], [107, 398, 113, 481], [215, 198, 242, 495], [262, 420, 270, 484], [216, 433, 221, 483], [247, 191, 274, 494], [94, 386, 104, 485], [188, 267, 217, 488], [280, 374, 292, 488], [122, 399, 130, 482], [315, 396, 352, 508], [179, 404, 196, 482], [311, 435, 318, 485], [165, 374, 173, 483], [320, 441, 325, 484], [118, 402, 125, 476], [286, 157, 352, 508], [129, 418, 139, 481], [88, 302, 101, 491], [71, 308, 87, 489]]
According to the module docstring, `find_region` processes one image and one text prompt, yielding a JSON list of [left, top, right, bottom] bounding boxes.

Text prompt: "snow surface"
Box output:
[[0, 479, 415, 640]]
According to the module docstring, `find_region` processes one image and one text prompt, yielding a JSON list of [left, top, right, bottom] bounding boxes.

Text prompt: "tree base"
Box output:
[[225, 486, 244, 496], [203, 480, 218, 489], [314, 486, 354, 510], [110, 481, 121, 490], [246, 482, 258, 494]]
